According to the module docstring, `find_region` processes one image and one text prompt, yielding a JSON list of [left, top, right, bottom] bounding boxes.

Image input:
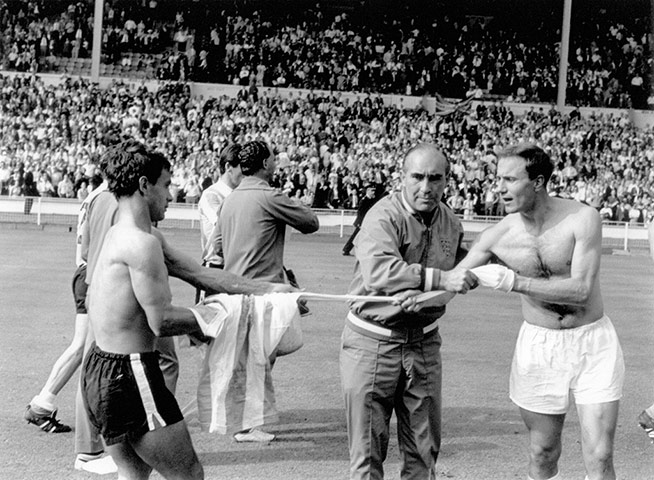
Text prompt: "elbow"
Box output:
[[300, 221, 320, 233], [150, 324, 164, 336], [569, 284, 592, 306], [151, 315, 172, 337]]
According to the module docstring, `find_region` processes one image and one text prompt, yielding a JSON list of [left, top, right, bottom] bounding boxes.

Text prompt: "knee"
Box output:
[[529, 441, 562, 469], [584, 442, 614, 470]]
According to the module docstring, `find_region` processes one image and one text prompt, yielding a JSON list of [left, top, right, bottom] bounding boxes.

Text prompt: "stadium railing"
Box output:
[[0, 196, 650, 255]]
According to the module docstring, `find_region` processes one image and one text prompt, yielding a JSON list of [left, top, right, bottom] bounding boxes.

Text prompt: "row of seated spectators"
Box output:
[[0, 0, 650, 109], [0, 73, 652, 225]]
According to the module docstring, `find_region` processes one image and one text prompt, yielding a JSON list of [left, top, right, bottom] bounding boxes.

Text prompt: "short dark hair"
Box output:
[[103, 139, 171, 198], [498, 143, 553, 186], [219, 143, 241, 174], [238, 140, 270, 176], [89, 173, 103, 190]]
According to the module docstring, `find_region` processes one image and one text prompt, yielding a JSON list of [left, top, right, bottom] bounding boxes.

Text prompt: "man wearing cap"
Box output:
[[340, 143, 475, 479]]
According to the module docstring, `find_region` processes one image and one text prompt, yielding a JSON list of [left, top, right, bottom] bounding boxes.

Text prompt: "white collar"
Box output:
[[216, 177, 234, 197]]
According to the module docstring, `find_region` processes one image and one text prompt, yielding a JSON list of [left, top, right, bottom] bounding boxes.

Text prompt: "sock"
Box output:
[[646, 405, 654, 418], [76, 452, 104, 462], [30, 392, 56, 413], [527, 472, 560, 480]]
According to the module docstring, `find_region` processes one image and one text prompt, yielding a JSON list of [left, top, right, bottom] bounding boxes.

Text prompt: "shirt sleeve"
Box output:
[[199, 190, 220, 240], [265, 190, 319, 234], [75, 201, 89, 267], [354, 204, 425, 294]]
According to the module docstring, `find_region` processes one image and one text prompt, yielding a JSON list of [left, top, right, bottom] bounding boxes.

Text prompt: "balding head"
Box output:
[[402, 144, 449, 176], [401, 143, 449, 214]]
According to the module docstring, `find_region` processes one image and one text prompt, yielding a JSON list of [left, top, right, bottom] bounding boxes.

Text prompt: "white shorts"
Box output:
[[509, 315, 625, 415]]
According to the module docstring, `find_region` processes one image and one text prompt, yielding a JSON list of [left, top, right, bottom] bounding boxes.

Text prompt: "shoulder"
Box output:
[[437, 201, 462, 226], [555, 197, 601, 225], [91, 190, 117, 210], [116, 228, 164, 266], [475, 214, 515, 246], [112, 225, 160, 249], [150, 226, 166, 245], [199, 185, 225, 205], [236, 177, 273, 191], [199, 183, 219, 197], [365, 194, 400, 219]]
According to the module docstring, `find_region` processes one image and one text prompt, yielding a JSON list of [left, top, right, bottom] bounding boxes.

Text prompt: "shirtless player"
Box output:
[[455, 144, 624, 480], [81, 144, 209, 479]]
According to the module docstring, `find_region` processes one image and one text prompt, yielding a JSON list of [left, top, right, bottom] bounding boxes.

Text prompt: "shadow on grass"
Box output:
[[199, 405, 524, 466]]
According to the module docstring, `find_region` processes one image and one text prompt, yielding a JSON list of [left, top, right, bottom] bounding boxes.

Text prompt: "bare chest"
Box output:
[[492, 227, 574, 278]]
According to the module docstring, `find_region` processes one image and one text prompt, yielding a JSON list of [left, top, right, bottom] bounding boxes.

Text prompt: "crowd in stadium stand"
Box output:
[[0, 0, 650, 108], [0, 73, 652, 224]]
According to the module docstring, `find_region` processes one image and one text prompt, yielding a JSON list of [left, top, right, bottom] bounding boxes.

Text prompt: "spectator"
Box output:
[[183, 175, 202, 204], [57, 173, 75, 199]]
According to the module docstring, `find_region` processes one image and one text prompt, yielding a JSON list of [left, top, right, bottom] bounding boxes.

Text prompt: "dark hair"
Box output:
[[103, 139, 171, 198], [238, 140, 270, 176], [219, 143, 241, 174], [498, 144, 553, 186], [89, 173, 103, 189]]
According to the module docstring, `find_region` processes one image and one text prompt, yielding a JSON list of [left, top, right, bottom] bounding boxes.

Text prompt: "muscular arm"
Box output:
[[129, 234, 202, 337], [511, 207, 602, 306], [152, 227, 288, 294], [456, 225, 500, 270]]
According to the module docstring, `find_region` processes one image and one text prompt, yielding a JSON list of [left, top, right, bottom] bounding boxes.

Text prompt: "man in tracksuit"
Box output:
[[340, 143, 475, 480]]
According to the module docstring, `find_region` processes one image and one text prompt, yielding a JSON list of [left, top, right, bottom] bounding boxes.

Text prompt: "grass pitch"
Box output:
[[1, 226, 653, 479]]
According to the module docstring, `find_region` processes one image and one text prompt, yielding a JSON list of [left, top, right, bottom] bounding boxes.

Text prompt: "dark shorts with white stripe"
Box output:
[[71, 264, 88, 314], [81, 343, 183, 446]]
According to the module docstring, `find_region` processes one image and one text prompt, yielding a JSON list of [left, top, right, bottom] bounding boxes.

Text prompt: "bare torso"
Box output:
[[88, 225, 165, 354], [487, 198, 604, 329]]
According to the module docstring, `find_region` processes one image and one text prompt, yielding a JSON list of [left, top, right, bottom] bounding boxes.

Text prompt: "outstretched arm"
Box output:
[[129, 234, 202, 337], [152, 227, 292, 294]]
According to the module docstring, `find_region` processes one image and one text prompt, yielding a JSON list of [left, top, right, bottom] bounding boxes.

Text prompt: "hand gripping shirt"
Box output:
[[349, 191, 464, 329]]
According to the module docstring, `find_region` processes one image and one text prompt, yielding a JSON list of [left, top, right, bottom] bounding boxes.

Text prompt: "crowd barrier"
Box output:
[[0, 196, 650, 255]]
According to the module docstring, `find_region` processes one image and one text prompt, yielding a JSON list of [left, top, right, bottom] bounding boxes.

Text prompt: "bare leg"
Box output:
[[41, 313, 89, 396], [576, 401, 619, 480], [107, 442, 152, 480], [26, 313, 89, 433], [131, 421, 203, 480], [519, 408, 565, 480]]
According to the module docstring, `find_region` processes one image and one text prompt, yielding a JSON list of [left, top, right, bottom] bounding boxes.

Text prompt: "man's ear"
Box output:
[[533, 175, 545, 191], [138, 176, 149, 196]]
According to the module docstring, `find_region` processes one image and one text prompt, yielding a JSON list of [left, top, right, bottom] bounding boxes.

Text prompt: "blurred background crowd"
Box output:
[[0, 0, 652, 224]]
